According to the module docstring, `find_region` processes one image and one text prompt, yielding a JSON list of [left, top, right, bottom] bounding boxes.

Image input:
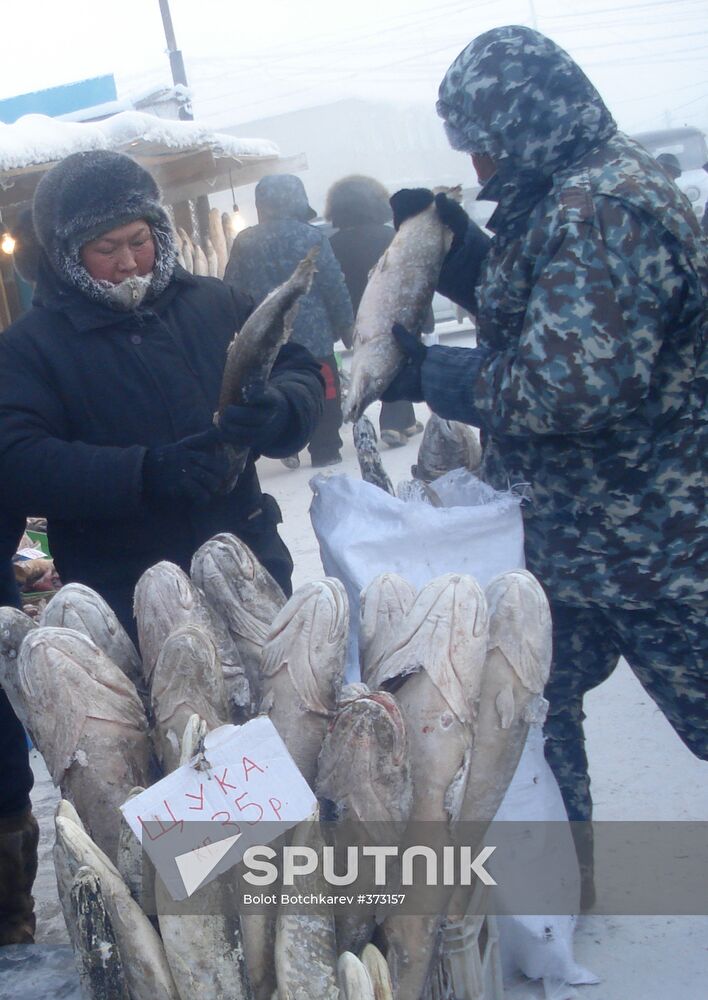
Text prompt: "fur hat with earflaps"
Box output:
[[32, 149, 177, 307], [325, 175, 392, 229]]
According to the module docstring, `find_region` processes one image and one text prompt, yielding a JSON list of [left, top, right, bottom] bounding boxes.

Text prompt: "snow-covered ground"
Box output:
[[30, 328, 707, 996]]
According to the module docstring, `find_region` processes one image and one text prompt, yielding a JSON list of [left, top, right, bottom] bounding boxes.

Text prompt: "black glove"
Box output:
[[218, 385, 290, 452], [433, 192, 470, 241], [390, 188, 435, 231], [380, 324, 427, 403], [142, 428, 228, 507]]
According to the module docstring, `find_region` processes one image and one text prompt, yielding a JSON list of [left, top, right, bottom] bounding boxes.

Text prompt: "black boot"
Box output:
[[0, 806, 40, 945]]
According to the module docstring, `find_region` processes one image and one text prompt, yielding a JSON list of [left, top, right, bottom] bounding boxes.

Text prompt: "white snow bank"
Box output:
[[0, 111, 280, 171]]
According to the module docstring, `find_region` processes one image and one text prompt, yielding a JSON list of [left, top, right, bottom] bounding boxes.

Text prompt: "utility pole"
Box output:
[[158, 0, 210, 243]]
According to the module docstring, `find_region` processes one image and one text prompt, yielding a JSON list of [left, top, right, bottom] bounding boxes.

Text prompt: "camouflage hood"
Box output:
[[437, 26, 616, 226]]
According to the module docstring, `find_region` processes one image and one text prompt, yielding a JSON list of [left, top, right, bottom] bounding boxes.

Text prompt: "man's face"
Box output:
[[471, 153, 497, 184], [80, 219, 155, 283]]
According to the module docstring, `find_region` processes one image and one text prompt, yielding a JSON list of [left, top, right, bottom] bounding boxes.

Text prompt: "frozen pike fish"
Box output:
[[376, 574, 489, 1000], [344, 189, 459, 423], [55, 815, 179, 999], [316, 691, 412, 954], [412, 414, 481, 484], [361, 944, 394, 1000], [359, 573, 416, 687], [155, 874, 253, 1000], [352, 415, 394, 495], [116, 786, 155, 917], [209, 206, 229, 277], [19, 627, 152, 861], [40, 583, 144, 698], [458, 569, 551, 827], [70, 865, 130, 1000], [259, 578, 348, 786], [0, 606, 37, 730], [338, 951, 375, 1000], [216, 247, 319, 489], [134, 560, 250, 720], [192, 534, 286, 715], [151, 624, 228, 773], [275, 814, 339, 1000]]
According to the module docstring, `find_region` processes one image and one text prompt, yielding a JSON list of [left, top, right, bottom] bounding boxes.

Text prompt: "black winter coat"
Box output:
[[0, 262, 324, 614]]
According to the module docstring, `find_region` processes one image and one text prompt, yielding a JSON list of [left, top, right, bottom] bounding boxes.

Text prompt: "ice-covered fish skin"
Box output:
[[209, 207, 228, 277], [205, 237, 219, 277], [151, 624, 228, 773], [53, 801, 85, 946], [316, 691, 412, 954], [376, 575, 488, 1000], [217, 247, 319, 416], [180, 713, 208, 766], [177, 227, 194, 273], [260, 578, 348, 786], [339, 951, 375, 1000], [353, 416, 394, 495], [412, 414, 482, 484], [317, 692, 411, 834], [193, 534, 286, 713], [70, 865, 130, 1000], [359, 574, 416, 688], [134, 560, 249, 718], [275, 815, 339, 1000], [0, 606, 37, 730], [361, 944, 394, 1000], [155, 874, 254, 1000], [394, 479, 442, 506], [216, 247, 319, 489], [40, 583, 145, 699], [457, 569, 551, 828], [19, 627, 152, 861], [116, 786, 155, 918], [343, 191, 458, 423], [193, 242, 209, 276], [223, 212, 238, 257], [55, 815, 180, 999]]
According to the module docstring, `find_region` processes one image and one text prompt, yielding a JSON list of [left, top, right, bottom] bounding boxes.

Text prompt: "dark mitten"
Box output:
[[142, 428, 228, 507], [390, 188, 435, 231], [218, 386, 290, 452], [434, 192, 470, 241], [380, 323, 427, 403]]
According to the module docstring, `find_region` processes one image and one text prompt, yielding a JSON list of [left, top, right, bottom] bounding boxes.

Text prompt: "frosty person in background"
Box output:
[[382, 26, 707, 902], [224, 174, 353, 468], [0, 151, 324, 635]]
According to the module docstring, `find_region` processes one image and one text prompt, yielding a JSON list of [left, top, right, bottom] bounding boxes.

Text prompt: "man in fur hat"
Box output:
[[0, 150, 324, 633]]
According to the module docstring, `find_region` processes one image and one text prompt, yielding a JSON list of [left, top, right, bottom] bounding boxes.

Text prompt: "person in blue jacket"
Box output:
[[0, 150, 325, 636]]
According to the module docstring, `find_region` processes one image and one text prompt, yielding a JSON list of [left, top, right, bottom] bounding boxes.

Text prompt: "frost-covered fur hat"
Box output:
[[255, 174, 317, 223], [324, 175, 392, 229], [32, 149, 177, 307]]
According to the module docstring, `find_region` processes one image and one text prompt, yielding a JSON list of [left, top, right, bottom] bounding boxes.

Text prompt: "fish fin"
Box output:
[[444, 746, 472, 824], [496, 685, 515, 729]]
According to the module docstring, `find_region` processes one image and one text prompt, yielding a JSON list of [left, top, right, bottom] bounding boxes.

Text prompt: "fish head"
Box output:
[[485, 569, 552, 693], [0, 606, 36, 662], [42, 583, 122, 639]]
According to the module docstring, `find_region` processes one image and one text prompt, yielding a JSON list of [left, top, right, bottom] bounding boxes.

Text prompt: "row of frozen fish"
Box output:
[[174, 208, 240, 279], [0, 532, 551, 999]]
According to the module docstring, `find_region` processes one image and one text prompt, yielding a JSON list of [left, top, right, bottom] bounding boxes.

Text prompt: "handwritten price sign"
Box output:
[[120, 717, 317, 900]]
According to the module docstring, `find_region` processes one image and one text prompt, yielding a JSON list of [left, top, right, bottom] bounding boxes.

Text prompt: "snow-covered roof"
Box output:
[[0, 111, 303, 220], [0, 110, 280, 171]]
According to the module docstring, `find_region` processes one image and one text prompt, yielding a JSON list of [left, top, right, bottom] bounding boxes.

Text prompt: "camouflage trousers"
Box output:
[[543, 598, 707, 824]]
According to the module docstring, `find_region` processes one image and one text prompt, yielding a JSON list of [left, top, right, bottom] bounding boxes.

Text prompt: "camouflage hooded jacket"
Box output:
[[428, 26, 707, 611]]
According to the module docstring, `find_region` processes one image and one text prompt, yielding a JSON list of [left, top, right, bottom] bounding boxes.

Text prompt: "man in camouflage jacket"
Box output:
[[384, 27, 707, 859]]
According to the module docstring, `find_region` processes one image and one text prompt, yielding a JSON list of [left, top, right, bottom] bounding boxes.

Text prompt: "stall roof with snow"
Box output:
[[0, 111, 306, 224]]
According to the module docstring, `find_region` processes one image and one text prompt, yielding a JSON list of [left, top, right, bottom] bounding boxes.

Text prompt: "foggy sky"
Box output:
[[2, 0, 706, 135]]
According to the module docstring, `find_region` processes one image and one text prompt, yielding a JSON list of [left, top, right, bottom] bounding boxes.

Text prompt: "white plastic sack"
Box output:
[[309, 468, 597, 995], [309, 469, 524, 678]]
